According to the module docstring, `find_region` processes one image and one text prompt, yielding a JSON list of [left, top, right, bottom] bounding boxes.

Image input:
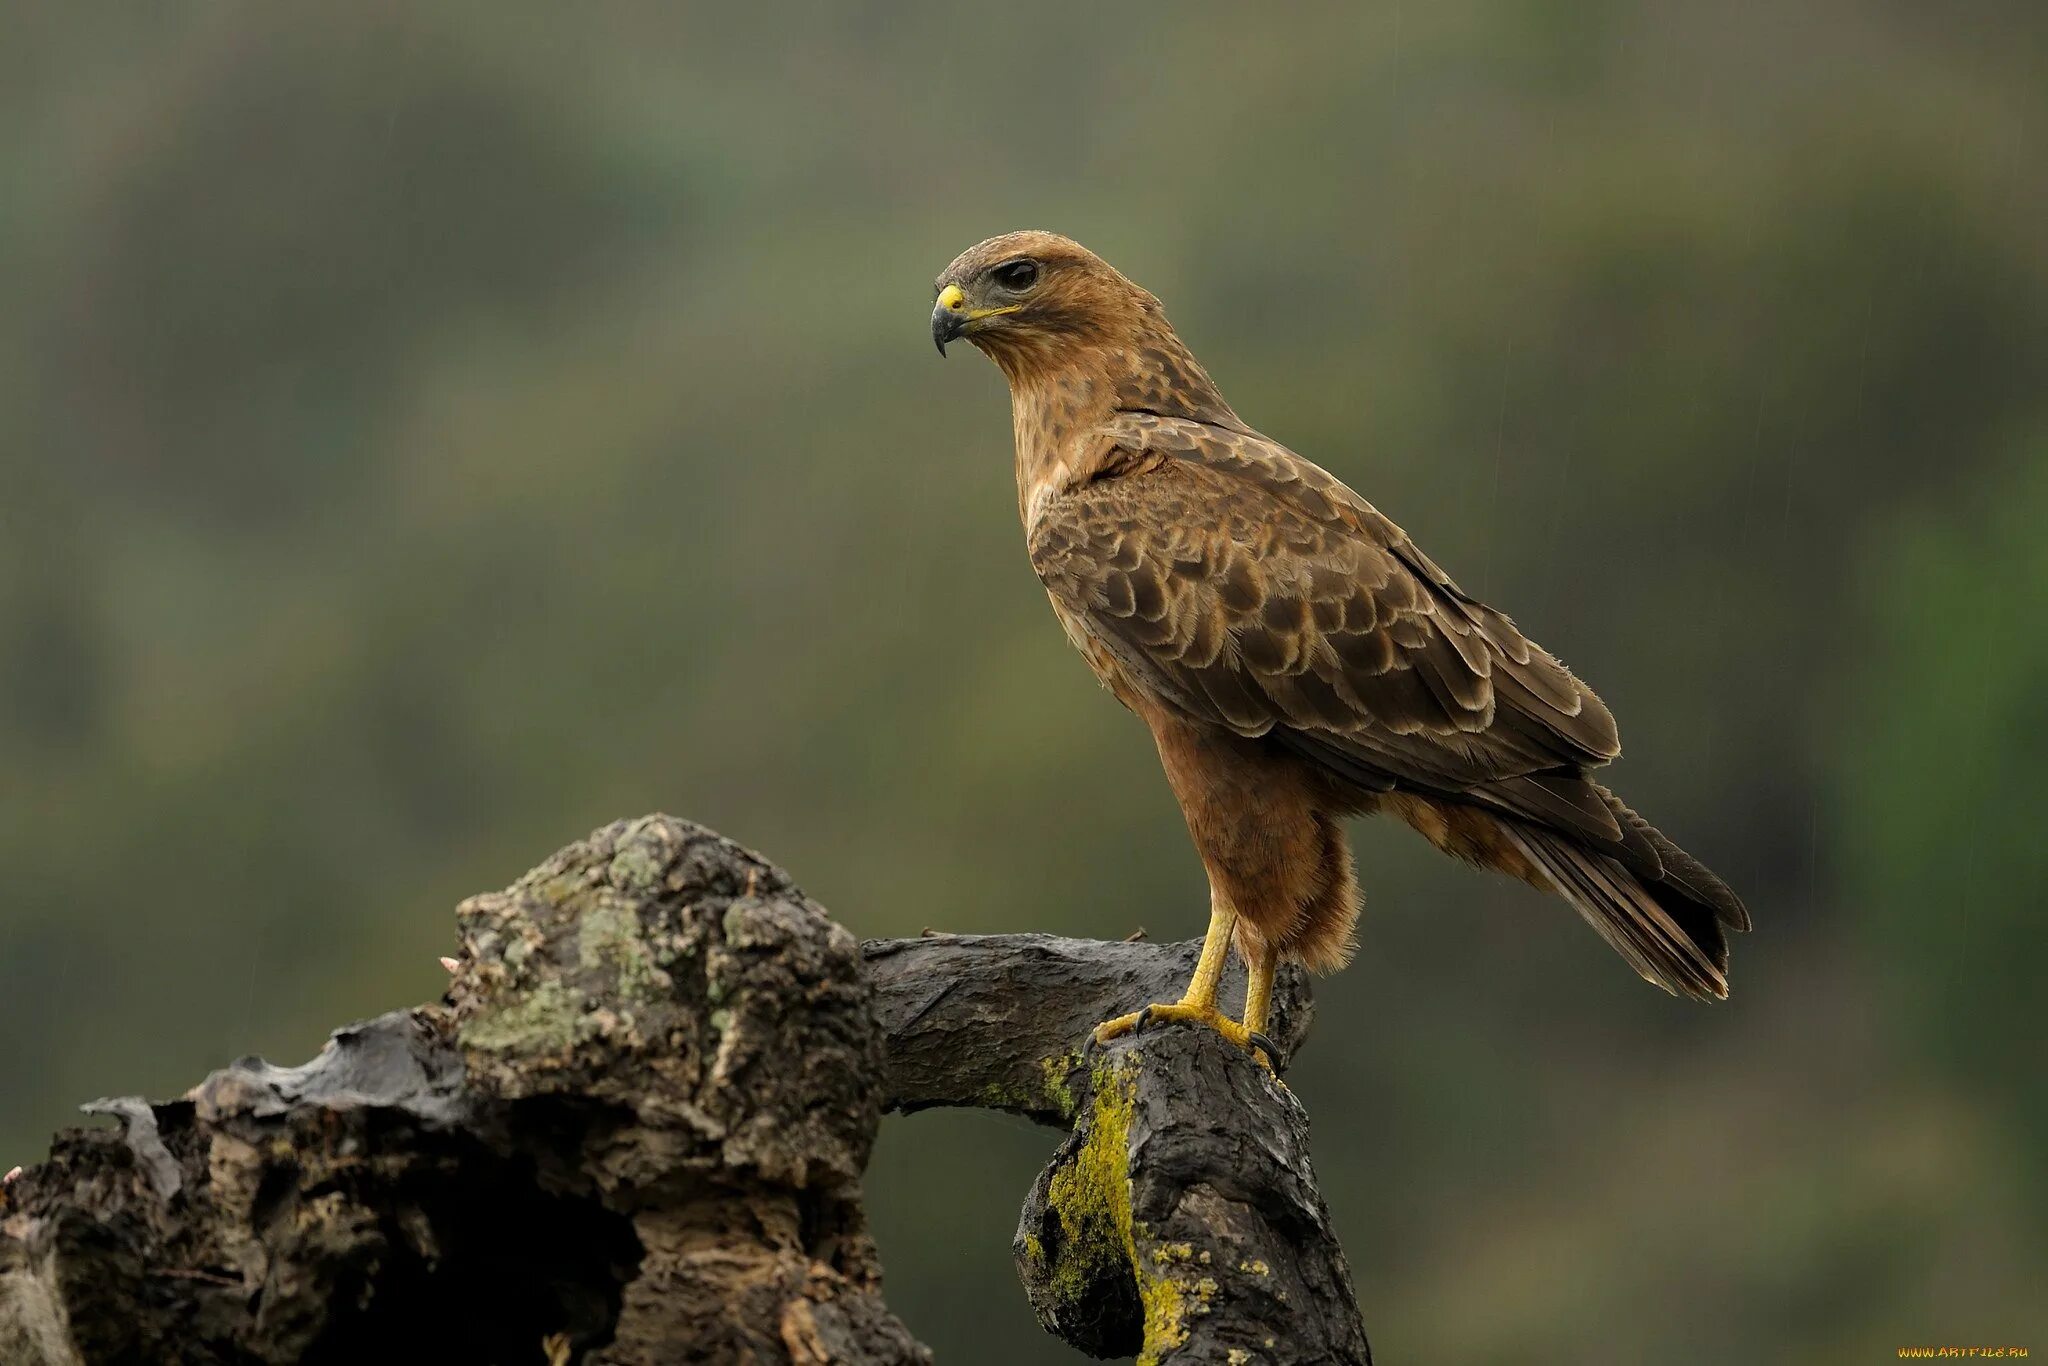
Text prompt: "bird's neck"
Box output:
[[1001, 329, 1239, 527]]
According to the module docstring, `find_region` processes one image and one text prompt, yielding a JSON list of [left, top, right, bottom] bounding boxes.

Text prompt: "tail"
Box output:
[[1501, 789, 1750, 1002]]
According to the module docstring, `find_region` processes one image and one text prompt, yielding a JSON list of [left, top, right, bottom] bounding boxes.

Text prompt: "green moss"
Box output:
[[1138, 1274, 1188, 1362], [606, 841, 665, 893], [1038, 1051, 1082, 1121], [459, 979, 590, 1054], [965, 1052, 1087, 1118], [1040, 1056, 1198, 1364], [576, 900, 662, 1004]]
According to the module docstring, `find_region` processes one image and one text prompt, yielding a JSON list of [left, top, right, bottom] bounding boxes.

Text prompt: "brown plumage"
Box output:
[[931, 230, 1748, 1049]]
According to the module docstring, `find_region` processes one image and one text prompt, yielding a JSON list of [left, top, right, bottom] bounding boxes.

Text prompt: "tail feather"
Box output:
[[1502, 819, 1736, 1002], [1600, 789, 1752, 933]]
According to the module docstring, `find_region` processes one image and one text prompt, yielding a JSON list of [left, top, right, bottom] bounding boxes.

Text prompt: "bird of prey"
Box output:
[[931, 231, 1749, 1064]]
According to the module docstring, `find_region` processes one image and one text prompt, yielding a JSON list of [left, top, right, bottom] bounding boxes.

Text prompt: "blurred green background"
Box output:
[[4, 2, 2043, 1360]]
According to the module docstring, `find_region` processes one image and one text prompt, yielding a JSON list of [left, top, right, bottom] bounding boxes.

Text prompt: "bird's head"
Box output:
[[931, 230, 1163, 377]]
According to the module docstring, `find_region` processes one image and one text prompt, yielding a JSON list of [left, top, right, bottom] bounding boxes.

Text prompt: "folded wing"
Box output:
[[1028, 418, 1639, 861]]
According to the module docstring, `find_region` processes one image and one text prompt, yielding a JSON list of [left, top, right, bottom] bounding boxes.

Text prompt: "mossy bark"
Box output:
[[2, 815, 1370, 1365], [0, 816, 927, 1366], [1017, 1037, 1373, 1365]]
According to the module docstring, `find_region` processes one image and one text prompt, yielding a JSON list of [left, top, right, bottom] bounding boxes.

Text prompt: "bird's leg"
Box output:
[[1094, 894, 1270, 1066], [1241, 942, 1274, 1037], [1240, 941, 1281, 1069]]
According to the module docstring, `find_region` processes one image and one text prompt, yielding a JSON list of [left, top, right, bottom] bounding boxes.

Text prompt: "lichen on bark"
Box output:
[[3, 816, 1369, 1365], [1016, 1030, 1371, 1364]]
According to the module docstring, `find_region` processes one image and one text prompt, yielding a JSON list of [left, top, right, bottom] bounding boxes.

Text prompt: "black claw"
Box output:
[[1247, 1030, 1284, 1071], [1133, 1005, 1154, 1034]]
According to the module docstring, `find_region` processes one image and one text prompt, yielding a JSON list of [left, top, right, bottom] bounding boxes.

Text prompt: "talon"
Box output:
[[1246, 1030, 1283, 1072], [1091, 1005, 1150, 1048], [1090, 999, 1271, 1069]]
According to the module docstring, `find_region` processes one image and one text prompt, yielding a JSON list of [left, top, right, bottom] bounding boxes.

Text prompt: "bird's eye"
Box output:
[[991, 259, 1040, 291]]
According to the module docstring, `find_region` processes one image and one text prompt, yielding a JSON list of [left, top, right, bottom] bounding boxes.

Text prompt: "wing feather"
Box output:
[[1029, 416, 1634, 857]]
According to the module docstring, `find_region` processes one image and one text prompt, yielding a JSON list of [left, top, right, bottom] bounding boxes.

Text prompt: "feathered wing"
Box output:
[[1028, 415, 1748, 998]]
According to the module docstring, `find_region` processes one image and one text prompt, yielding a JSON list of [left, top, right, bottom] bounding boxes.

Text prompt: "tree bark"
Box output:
[[0, 815, 1368, 1365], [862, 933, 1315, 1125]]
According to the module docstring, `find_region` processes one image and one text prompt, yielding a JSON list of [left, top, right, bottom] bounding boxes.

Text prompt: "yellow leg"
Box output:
[[1182, 895, 1235, 1011], [1239, 942, 1282, 1070], [1242, 943, 1276, 1039], [1094, 895, 1271, 1067]]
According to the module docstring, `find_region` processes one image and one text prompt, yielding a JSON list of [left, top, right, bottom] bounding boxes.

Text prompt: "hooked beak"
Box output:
[[932, 283, 967, 356]]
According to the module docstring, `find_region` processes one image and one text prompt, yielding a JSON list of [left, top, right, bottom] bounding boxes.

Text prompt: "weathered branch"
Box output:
[[865, 934, 1367, 1363], [1, 816, 1368, 1365], [863, 933, 1315, 1124]]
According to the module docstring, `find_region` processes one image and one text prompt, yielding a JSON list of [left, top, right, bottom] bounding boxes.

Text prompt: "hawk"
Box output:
[[931, 231, 1748, 1064]]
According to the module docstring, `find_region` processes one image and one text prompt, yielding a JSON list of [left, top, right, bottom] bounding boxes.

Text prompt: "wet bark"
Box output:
[[1, 815, 1368, 1365]]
